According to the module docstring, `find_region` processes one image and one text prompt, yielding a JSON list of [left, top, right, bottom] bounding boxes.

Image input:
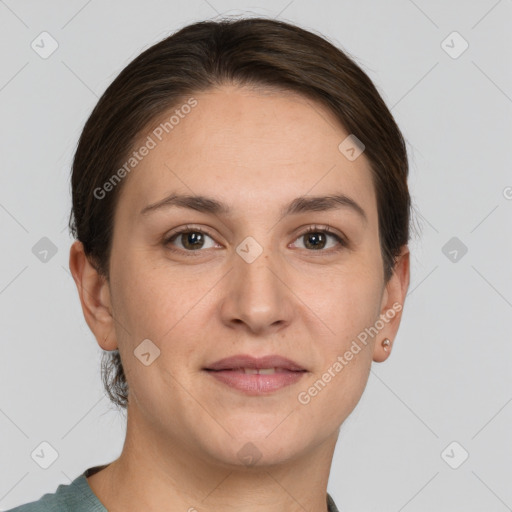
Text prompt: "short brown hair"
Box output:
[[69, 17, 411, 409]]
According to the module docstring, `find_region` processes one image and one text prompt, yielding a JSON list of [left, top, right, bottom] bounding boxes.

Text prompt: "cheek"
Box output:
[[297, 266, 381, 414], [110, 263, 204, 413], [110, 254, 215, 382], [110, 244, 195, 334], [304, 262, 383, 337]]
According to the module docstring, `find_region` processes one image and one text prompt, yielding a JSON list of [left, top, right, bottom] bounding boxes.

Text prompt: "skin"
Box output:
[[69, 84, 410, 512]]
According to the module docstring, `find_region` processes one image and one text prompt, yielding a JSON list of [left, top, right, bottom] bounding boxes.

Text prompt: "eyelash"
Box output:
[[163, 224, 347, 256]]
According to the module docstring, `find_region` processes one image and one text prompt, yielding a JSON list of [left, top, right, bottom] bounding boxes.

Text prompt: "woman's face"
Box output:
[[96, 85, 408, 467]]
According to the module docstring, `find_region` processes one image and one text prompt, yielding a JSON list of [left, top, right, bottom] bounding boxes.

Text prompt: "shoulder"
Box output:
[[4, 472, 106, 512], [4, 489, 65, 512], [5, 491, 64, 512], [5, 502, 52, 512]]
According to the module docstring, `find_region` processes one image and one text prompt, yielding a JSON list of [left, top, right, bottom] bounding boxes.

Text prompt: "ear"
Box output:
[[372, 245, 410, 363], [69, 240, 117, 351]]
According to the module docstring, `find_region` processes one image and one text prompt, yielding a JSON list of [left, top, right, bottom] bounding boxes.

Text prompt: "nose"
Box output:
[[219, 247, 294, 335]]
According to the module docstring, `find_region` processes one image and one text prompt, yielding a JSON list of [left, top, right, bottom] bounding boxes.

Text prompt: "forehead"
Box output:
[[117, 85, 377, 223]]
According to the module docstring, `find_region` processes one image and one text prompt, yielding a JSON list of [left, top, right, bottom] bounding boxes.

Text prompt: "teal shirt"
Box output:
[[6, 465, 340, 511], [5, 466, 107, 512]]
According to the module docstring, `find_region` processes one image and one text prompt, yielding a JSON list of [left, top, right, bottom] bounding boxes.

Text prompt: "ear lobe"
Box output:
[[372, 245, 410, 363], [69, 240, 117, 351]]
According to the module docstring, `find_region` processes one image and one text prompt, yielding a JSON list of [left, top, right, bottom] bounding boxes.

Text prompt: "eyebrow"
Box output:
[[140, 192, 367, 224]]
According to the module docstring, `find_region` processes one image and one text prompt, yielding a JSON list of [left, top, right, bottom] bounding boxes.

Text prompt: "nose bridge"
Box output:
[[235, 238, 279, 303], [225, 234, 291, 331]]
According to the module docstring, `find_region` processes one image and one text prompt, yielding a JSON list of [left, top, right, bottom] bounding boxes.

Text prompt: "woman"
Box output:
[[9, 16, 410, 512]]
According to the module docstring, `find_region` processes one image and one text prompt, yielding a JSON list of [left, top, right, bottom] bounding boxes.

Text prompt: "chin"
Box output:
[[204, 426, 311, 469], [209, 442, 305, 470]]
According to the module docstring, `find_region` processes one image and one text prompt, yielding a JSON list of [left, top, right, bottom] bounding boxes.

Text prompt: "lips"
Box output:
[[204, 354, 306, 372], [203, 354, 307, 394]]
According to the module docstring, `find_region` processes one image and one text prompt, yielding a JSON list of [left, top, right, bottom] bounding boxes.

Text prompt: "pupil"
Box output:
[[183, 232, 203, 249], [306, 232, 325, 250]]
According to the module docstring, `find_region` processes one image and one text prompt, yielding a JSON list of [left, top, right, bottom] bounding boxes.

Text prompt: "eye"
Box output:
[[163, 224, 347, 256], [164, 225, 219, 254], [290, 225, 347, 253]]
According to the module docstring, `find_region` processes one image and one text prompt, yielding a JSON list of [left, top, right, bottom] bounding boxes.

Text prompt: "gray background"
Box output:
[[1, 0, 511, 510]]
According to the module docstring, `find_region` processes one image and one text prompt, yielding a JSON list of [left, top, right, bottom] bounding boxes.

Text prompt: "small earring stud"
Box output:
[[382, 338, 391, 352]]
